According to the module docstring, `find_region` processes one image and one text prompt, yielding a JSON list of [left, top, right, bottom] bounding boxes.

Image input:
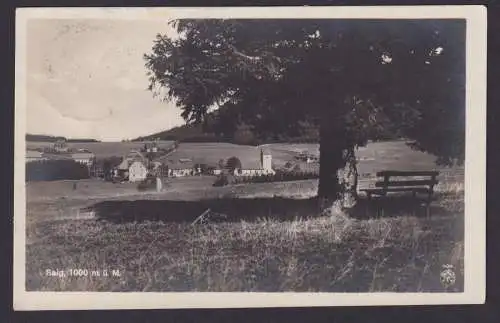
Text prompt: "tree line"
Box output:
[[26, 160, 90, 182], [26, 134, 100, 143]]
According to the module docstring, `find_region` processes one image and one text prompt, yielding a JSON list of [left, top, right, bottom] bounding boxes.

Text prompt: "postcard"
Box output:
[[14, 5, 486, 310]]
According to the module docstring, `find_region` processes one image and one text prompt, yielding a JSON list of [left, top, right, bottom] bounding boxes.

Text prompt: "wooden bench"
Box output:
[[360, 170, 440, 217]]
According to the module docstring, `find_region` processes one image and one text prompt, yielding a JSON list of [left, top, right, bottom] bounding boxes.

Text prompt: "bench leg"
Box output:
[[381, 194, 387, 217], [365, 193, 371, 217], [413, 192, 417, 217], [378, 198, 385, 217]]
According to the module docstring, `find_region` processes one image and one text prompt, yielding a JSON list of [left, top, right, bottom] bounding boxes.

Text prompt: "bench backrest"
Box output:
[[375, 170, 439, 191]]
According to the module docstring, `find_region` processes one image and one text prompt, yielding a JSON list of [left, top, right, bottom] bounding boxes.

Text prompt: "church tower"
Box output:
[[260, 148, 272, 171]]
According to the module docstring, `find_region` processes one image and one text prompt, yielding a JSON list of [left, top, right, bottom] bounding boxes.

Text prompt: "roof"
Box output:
[[117, 159, 130, 170], [296, 162, 320, 173], [129, 160, 146, 167], [127, 150, 147, 161], [71, 152, 95, 159], [26, 150, 43, 158], [241, 158, 264, 170], [144, 141, 159, 147], [44, 154, 73, 161], [239, 168, 268, 171], [116, 150, 148, 170], [163, 159, 196, 170], [117, 159, 147, 170]]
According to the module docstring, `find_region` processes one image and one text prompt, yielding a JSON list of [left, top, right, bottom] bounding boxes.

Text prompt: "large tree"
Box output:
[[144, 19, 465, 212]]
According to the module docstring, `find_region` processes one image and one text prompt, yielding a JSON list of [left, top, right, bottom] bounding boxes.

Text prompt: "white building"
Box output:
[[144, 140, 159, 153], [128, 161, 148, 182], [53, 139, 69, 152], [233, 148, 275, 177], [114, 150, 149, 182], [168, 168, 196, 177], [26, 150, 46, 163], [295, 152, 319, 164], [71, 152, 95, 167], [167, 159, 200, 177]]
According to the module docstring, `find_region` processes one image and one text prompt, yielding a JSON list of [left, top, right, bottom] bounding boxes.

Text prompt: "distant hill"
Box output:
[[133, 122, 320, 145], [134, 123, 223, 143], [134, 113, 405, 145], [26, 134, 100, 143]]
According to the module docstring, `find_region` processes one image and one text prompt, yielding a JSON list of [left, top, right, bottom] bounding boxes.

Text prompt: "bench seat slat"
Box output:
[[375, 180, 438, 187], [376, 170, 439, 177], [361, 187, 431, 195]]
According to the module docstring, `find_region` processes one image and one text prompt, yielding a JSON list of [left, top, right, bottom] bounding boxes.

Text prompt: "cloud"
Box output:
[[27, 93, 95, 139], [25, 19, 184, 141]]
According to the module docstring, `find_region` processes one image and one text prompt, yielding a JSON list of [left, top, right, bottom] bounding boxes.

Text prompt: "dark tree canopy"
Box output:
[[225, 156, 242, 172], [145, 19, 464, 164], [145, 19, 465, 206], [26, 160, 90, 182]]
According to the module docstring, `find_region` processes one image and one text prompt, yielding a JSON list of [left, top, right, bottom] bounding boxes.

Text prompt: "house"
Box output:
[[169, 168, 195, 177], [295, 152, 319, 164], [152, 153, 202, 178], [233, 148, 276, 177], [128, 161, 148, 182], [26, 150, 46, 163], [143, 140, 159, 153], [53, 139, 69, 153], [114, 150, 150, 182], [306, 155, 319, 164], [296, 162, 320, 174], [115, 158, 148, 182], [164, 158, 200, 177], [71, 152, 95, 167]]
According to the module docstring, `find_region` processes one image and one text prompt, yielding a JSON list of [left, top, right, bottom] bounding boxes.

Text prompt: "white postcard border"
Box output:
[[13, 5, 487, 310]]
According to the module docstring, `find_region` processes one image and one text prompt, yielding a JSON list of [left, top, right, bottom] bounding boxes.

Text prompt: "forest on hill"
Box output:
[[26, 134, 100, 143], [133, 119, 400, 145]]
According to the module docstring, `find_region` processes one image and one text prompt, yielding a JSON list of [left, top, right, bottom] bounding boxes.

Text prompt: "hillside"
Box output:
[[133, 122, 320, 145], [133, 116, 402, 145], [26, 134, 100, 143], [134, 123, 224, 143]]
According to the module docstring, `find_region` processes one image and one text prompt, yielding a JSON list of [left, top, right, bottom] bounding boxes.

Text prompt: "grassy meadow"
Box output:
[[25, 140, 465, 292], [26, 140, 175, 158]]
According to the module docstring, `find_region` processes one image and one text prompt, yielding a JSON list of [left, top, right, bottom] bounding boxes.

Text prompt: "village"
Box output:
[[25, 138, 320, 186]]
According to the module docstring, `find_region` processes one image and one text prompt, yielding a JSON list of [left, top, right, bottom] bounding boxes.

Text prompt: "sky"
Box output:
[[26, 19, 184, 142]]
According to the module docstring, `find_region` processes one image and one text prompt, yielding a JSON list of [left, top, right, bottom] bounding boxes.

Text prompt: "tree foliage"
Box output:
[[225, 156, 242, 172], [26, 160, 90, 182], [145, 19, 465, 204], [96, 156, 122, 181]]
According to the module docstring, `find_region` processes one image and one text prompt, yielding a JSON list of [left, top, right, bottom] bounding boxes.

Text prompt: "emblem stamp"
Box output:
[[440, 264, 456, 288]]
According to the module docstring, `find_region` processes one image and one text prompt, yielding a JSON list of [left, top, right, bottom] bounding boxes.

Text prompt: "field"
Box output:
[[25, 140, 465, 292], [26, 140, 175, 159], [154, 140, 444, 172]]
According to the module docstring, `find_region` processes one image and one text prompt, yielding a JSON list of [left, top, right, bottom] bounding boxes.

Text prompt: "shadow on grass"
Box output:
[[88, 193, 457, 224], [347, 193, 458, 220], [88, 197, 320, 224]]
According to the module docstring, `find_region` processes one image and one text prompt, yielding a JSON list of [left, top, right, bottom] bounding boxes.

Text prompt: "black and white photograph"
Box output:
[[13, 6, 486, 310]]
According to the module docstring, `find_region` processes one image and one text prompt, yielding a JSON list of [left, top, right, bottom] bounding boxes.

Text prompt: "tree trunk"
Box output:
[[318, 122, 358, 215]]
